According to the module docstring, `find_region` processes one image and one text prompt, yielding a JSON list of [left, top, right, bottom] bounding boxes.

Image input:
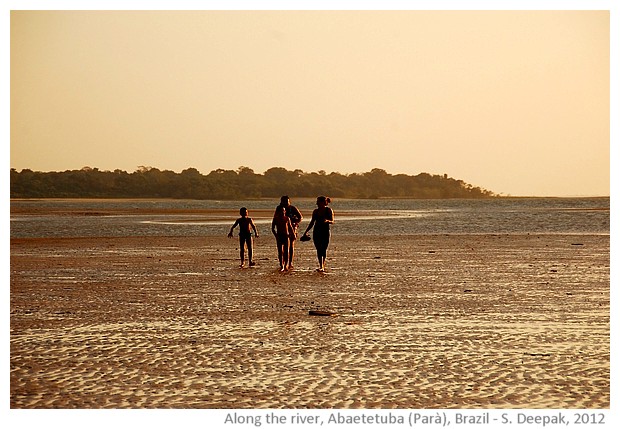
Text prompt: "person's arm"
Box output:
[[287, 218, 294, 235], [228, 219, 239, 237], [325, 208, 334, 224], [292, 206, 303, 223], [251, 219, 258, 237], [271, 217, 277, 236], [303, 211, 316, 235]]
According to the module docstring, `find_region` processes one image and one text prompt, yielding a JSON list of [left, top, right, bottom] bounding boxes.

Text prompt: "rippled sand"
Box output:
[[10, 233, 609, 408]]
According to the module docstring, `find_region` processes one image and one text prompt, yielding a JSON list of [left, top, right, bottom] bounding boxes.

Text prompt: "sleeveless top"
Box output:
[[313, 207, 333, 234]]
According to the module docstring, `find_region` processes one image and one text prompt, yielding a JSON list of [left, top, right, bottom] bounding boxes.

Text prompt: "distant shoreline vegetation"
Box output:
[[10, 166, 497, 199]]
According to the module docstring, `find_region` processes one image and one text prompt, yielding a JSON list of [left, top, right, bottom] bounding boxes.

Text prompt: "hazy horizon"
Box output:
[[10, 9, 610, 197]]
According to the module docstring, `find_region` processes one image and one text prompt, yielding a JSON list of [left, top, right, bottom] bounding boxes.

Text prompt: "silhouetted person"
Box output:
[[275, 196, 303, 269], [271, 205, 295, 271], [228, 207, 258, 267], [302, 196, 334, 272]]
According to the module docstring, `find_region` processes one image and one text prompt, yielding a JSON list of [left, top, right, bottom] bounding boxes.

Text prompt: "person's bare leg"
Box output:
[[238, 237, 245, 267], [277, 242, 284, 270], [247, 238, 254, 266], [288, 240, 295, 268], [316, 249, 323, 271], [283, 239, 289, 270]]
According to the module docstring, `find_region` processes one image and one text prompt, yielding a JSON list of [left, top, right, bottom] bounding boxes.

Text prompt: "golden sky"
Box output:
[[10, 8, 610, 196]]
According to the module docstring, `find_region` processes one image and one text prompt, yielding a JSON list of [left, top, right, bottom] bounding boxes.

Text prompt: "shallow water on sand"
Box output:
[[10, 197, 610, 238], [10, 198, 610, 408]]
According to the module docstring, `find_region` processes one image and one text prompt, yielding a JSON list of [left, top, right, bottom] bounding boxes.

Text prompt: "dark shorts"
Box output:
[[239, 232, 252, 247], [276, 233, 289, 246], [313, 230, 330, 252]]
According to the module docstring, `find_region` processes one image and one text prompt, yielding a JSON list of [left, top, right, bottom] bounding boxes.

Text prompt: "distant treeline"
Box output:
[[10, 166, 496, 199]]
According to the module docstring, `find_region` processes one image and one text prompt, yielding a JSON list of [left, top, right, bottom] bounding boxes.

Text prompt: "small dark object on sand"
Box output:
[[309, 310, 336, 317]]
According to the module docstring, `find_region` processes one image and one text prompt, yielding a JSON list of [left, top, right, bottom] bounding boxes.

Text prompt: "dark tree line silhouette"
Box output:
[[10, 166, 496, 199]]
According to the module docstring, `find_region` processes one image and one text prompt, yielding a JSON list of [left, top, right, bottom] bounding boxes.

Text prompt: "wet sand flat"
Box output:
[[10, 233, 609, 408]]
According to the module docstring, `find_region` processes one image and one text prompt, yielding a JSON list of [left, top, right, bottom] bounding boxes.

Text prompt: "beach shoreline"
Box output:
[[10, 232, 610, 408]]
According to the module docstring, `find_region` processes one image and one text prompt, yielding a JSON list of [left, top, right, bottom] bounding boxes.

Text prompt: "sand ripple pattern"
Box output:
[[11, 234, 609, 408]]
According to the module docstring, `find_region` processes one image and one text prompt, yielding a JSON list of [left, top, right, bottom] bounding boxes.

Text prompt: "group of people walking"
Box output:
[[228, 195, 334, 272]]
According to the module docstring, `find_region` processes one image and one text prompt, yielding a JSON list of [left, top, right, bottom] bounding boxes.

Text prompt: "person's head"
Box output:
[[275, 205, 286, 216], [316, 196, 331, 207], [240, 207, 248, 217], [280, 196, 290, 207]]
